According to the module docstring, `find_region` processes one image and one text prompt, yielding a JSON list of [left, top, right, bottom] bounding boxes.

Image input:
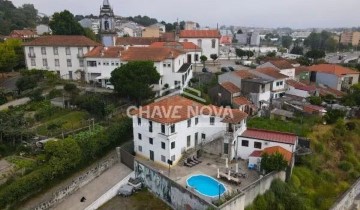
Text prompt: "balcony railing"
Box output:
[[28, 53, 36, 58]]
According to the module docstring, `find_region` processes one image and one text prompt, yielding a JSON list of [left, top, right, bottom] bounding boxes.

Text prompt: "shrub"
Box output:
[[64, 83, 77, 93], [74, 94, 106, 118], [338, 161, 353, 172], [48, 89, 62, 99], [29, 89, 44, 102]]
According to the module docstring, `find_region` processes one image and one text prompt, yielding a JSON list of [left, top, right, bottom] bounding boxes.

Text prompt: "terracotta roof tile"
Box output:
[[316, 85, 345, 98], [85, 46, 125, 58], [132, 95, 247, 124], [263, 146, 293, 163], [269, 60, 294, 70], [241, 128, 297, 145], [23, 35, 101, 46], [160, 32, 176, 42], [180, 30, 221, 38], [116, 37, 160, 46], [255, 67, 288, 80], [295, 66, 310, 76], [120, 47, 185, 62], [308, 64, 360, 76], [149, 42, 201, 51], [249, 150, 262, 157], [232, 97, 252, 106], [10, 29, 37, 37], [220, 82, 240, 94], [286, 79, 316, 92], [233, 70, 255, 79]]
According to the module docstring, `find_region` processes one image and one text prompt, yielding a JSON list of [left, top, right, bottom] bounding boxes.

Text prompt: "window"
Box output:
[[111, 62, 115, 66], [195, 54, 199, 61], [31, 58, 36, 66], [241, 140, 249, 147], [78, 47, 83, 56], [163, 63, 166, 67], [212, 39, 216, 48], [197, 39, 202, 47], [55, 59, 60, 67], [161, 142, 165, 149], [79, 59, 84, 67], [171, 155, 175, 161], [53, 47, 58, 55], [161, 124, 165, 134], [149, 138, 153, 145], [254, 142, 262, 149], [187, 119, 191, 127], [170, 124, 175, 133], [87, 61, 97, 67], [201, 133, 206, 140], [195, 132, 198, 141], [161, 155, 166, 162], [138, 145, 142, 152], [210, 117, 215, 125], [98, 62, 101, 66], [65, 47, 71, 55], [149, 121, 153, 132], [187, 135, 191, 147], [195, 117, 199, 125], [137, 117, 141, 125], [42, 58, 48, 67], [115, 62, 119, 66], [41, 47, 46, 55], [276, 81, 283, 86], [167, 63, 171, 67], [138, 133, 142, 140], [67, 59, 72, 67], [171, 141, 175, 149]]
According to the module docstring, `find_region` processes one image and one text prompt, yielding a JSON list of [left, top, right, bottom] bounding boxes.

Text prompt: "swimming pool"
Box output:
[[186, 174, 227, 197]]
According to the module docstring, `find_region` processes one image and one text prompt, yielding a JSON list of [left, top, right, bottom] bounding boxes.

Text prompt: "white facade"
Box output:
[[179, 38, 219, 58], [24, 45, 95, 80], [84, 57, 120, 85], [286, 86, 311, 98], [133, 114, 246, 167], [235, 136, 296, 160]]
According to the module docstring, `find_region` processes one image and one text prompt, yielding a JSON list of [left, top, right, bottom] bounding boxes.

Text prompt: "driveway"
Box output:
[[0, 97, 30, 111], [51, 163, 132, 210], [0, 74, 21, 91]]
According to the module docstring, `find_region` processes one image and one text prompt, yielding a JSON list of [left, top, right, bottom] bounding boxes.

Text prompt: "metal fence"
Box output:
[[120, 141, 134, 170]]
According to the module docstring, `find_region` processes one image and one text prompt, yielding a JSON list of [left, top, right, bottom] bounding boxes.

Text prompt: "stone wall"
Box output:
[[30, 154, 119, 210], [134, 160, 217, 210], [330, 178, 360, 210]]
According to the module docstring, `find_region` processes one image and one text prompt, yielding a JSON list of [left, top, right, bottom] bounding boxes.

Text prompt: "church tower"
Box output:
[[99, 0, 116, 46]]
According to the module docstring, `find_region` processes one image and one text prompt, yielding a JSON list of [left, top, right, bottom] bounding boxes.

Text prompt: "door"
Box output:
[[68, 71, 73, 80], [187, 54, 192, 63], [150, 150, 154, 161]]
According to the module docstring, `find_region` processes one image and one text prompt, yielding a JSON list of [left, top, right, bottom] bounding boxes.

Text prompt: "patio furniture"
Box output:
[[187, 158, 197, 165], [190, 156, 200, 164], [193, 156, 202, 163], [218, 172, 241, 186], [184, 159, 194, 167]]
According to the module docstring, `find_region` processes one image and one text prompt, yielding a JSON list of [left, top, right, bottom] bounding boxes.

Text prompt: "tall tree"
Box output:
[[281, 36, 293, 49], [305, 49, 326, 61], [236, 48, 247, 59], [200, 55, 208, 68], [261, 152, 288, 174], [110, 61, 160, 105], [0, 42, 17, 73], [290, 46, 304, 55], [210, 54, 218, 65], [49, 10, 85, 35]]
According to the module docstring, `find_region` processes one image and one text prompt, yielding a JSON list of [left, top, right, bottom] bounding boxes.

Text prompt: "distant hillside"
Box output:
[[0, 0, 38, 35]]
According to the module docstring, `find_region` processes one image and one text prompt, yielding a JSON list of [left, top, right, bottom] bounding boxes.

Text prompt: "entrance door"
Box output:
[[150, 150, 154, 161], [187, 54, 192, 63]]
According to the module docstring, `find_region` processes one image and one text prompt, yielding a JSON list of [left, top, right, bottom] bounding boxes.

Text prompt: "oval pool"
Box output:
[[186, 174, 227, 197]]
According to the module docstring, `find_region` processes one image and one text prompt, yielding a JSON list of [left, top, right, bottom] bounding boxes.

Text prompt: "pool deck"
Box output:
[[135, 153, 260, 197]]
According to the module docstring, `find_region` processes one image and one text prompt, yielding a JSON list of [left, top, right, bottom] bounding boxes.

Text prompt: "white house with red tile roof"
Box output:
[[178, 30, 221, 58], [258, 60, 295, 79], [83, 46, 125, 86], [131, 95, 248, 167], [308, 64, 360, 91], [149, 42, 202, 64], [252, 67, 288, 99], [237, 128, 297, 160], [285, 79, 318, 98], [23, 35, 101, 80], [248, 146, 294, 169], [120, 47, 193, 94]]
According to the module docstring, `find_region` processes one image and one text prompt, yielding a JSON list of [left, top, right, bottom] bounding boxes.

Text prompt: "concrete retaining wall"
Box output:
[[30, 154, 118, 210], [84, 172, 135, 210], [330, 178, 360, 210]]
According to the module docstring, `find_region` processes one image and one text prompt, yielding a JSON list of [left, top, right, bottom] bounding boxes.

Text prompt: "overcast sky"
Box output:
[[11, 0, 360, 29]]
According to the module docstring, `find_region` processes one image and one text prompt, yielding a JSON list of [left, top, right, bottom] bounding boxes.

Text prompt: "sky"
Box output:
[[10, 0, 360, 29]]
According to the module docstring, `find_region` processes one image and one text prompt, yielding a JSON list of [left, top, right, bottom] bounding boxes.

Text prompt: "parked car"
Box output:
[[221, 67, 230, 72], [202, 67, 209, 73], [228, 66, 235, 71], [235, 60, 241, 65], [105, 82, 114, 90]]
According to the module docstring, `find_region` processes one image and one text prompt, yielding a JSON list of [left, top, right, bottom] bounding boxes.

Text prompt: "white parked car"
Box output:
[[105, 82, 114, 90]]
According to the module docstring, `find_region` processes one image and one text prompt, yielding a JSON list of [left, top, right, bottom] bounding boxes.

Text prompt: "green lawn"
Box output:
[[5, 156, 36, 170]]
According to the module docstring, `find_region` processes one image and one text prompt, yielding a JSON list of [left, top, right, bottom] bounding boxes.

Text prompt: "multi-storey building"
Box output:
[[23, 35, 101, 80], [340, 31, 360, 46]]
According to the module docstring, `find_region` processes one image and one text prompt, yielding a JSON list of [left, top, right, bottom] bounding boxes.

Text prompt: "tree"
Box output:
[[83, 28, 97, 41], [4, 38, 25, 69], [74, 94, 106, 118], [110, 61, 160, 105], [305, 49, 326, 61], [210, 54, 218, 65], [309, 96, 322, 105], [0, 42, 17, 73], [266, 51, 277, 57], [281, 36, 293, 49], [237, 29, 243, 34], [49, 10, 85, 35], [15, 76, 37, 94], [261, 152, 288, 174], [324, 109, 346, 124], [290, 46, 304, 55], [296, 56, 311, 66], [200, 55, 207, 67], [245, 50, 254, 60], [236, 49, 247, 59]]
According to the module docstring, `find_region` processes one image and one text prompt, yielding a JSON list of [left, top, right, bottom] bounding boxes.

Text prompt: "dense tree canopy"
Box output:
[[290, 46, 304, 55], [0, 1, 38, 35], [305, 49, 326, 61], [281, 36, 293, 49], [110, 61, 160, 104], [49, 10, 85, 35], [261, 152, 288, 174], [304, 31, 339, 52]]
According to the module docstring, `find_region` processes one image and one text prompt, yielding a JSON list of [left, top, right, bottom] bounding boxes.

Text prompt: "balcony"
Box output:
[[28, 52, 36, 58]]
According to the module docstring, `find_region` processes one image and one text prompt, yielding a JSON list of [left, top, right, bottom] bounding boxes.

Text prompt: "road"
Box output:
[[0, 97, 30, 111], [325, 51, 360, 64]]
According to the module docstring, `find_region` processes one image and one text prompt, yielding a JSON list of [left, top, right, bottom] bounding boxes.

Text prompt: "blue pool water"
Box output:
[[186, 175, 227, 197]]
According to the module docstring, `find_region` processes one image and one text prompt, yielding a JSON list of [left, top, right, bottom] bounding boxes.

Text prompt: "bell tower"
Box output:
[[99, 0, 116, 46]]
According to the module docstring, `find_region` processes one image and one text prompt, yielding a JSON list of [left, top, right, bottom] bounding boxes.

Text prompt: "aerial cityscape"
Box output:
[[0, 0, 360, 210]]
